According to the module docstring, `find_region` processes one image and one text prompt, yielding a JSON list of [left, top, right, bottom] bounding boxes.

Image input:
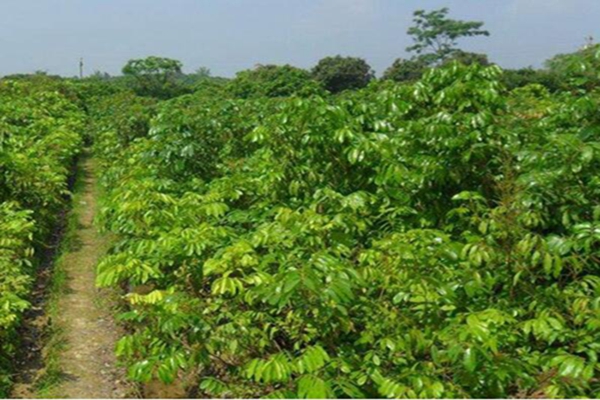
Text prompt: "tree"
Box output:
[[179, 66, 213, 87], [192, 78, 229, 98], [382, 58, 428, 82], [443, 50, 490, 66], [311, 56, 374, 93], [406, 8, 489, 65], [545, 43, 600, 91], [122, 56, 185, 98], [227, 64, 323, 98], [194, 67, 211, 79], [501, 67, 561, 92], [90, 70, 112, 81]]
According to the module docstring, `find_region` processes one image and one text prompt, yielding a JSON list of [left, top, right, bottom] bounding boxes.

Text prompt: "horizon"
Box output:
[[0, 0, 599, 78]]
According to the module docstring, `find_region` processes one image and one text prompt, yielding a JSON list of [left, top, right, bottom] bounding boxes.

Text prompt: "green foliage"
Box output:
[[406, 8, 490, 65], [122, 56, 188, 99], [89, 92, 158, 151], [311, 56, 374, 93], [501, 67, 561, 92], [0, 203, 34, 394], [227, 64, 323, 99], [0, 71, 63, 84], [178, 66, 212, 87], [443, 50, 490, 66], [5, 18, 600, 399], [93, 61, 600, 398], [382, 58, 428, 82], [0, 79, 83, 395], [502, 44, 600, 94], [191, 78, 229, 98], [546, 43, 600, 91]]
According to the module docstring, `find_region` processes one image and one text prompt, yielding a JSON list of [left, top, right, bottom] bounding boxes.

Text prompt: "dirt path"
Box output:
[[52, 156, 128, 398], [12, 156, 129, 399]]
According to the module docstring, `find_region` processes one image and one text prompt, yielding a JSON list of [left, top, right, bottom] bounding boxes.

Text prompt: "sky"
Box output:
[[0, 0, 599, 78]]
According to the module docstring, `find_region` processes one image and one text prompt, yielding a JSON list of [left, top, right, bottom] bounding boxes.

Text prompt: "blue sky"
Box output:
[[0, 0, 598, 77]]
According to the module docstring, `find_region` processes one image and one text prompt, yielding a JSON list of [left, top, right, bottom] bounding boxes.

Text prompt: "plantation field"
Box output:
[[0, 81, 83, 395], [1, 47, 600, 398], [88, 62, 600, 398]]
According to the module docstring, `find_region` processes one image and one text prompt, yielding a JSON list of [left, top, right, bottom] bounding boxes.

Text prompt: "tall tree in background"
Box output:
[[406, 8, 489, 65], [382, 58, 428, 82], [311, 56, 374, 93], [122, 56, 185, 98], [384, 8, 490, 83]]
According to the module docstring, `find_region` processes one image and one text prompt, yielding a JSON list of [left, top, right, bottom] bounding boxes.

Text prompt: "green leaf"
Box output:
[[297, 375, 331, 399], [463, 348, 477, 372]]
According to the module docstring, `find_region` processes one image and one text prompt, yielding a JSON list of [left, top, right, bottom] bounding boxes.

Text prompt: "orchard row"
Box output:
[[90, 62, 600, 398]]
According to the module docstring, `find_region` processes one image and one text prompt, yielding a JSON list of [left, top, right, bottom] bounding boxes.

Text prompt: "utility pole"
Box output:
[[79, 58, 84, 79]]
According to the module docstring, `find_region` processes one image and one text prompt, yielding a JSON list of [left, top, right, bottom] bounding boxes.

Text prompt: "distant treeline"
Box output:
[[1, 7, 596, 99]]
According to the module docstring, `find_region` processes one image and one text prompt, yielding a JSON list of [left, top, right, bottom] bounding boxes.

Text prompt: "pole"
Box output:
[[79, 58, 84, 79]]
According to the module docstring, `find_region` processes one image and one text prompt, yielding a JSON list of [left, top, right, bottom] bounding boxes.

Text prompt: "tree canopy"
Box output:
[[122, 56, 186, 98], [311, 56, 374, 93], [545, 43, 600, 91], [227, 64, 322, 98], [406, 8, 489, 65], [443, 50, 490, 66], [382, 58, 428, 82]]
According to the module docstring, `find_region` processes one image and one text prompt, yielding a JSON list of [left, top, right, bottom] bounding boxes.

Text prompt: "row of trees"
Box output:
[[89, 53, 600, 398], [0, 79, 84, 396], [4, 7, 593, 100], [71, 7, 593, 100], [116, 8, 491, 98]]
